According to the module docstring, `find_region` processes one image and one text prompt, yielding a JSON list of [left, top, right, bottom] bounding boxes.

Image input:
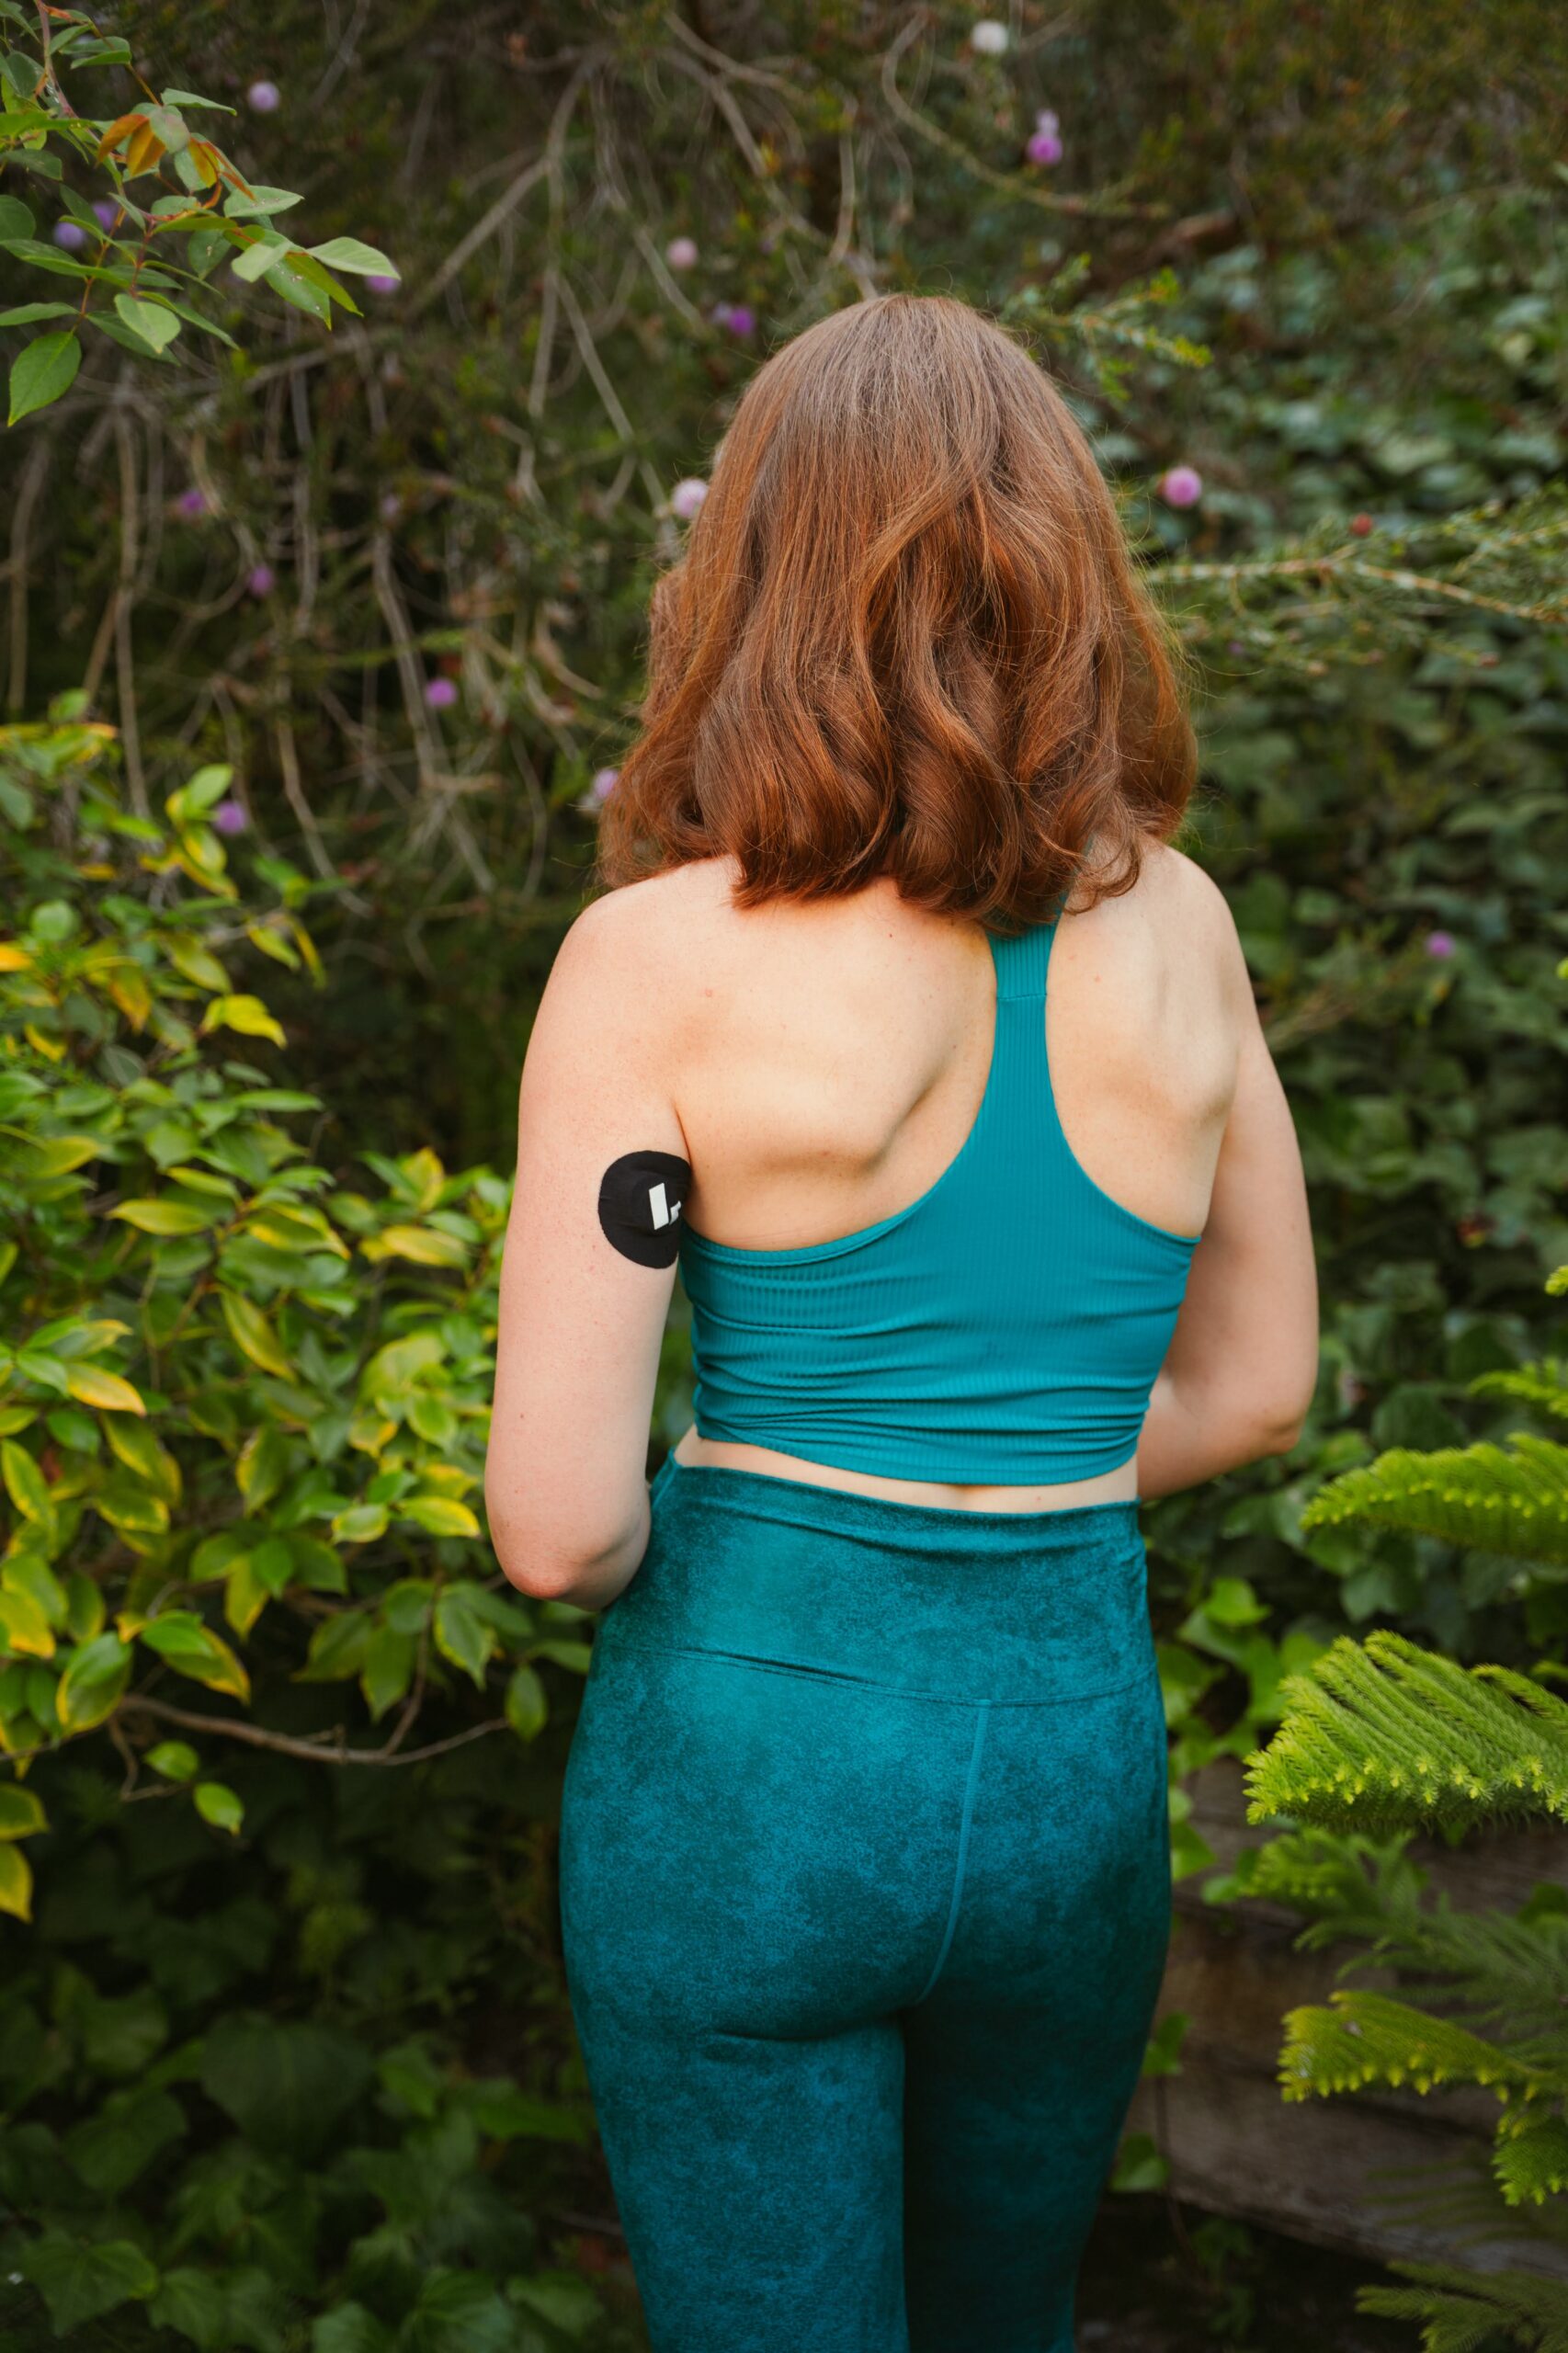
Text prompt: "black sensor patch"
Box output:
[[598, 1151, 692, 1268]]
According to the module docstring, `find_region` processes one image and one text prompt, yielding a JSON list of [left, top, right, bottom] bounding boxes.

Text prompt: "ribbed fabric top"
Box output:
[[677, 908, 1203, 1483]]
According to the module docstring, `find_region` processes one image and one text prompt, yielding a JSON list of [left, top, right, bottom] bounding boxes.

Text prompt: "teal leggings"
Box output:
[[558, 1458, 1172, 2353]]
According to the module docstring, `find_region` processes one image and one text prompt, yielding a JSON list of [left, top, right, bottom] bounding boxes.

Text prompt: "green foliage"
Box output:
[[0, 10, 392, 425], [0, 715, 610, 2346]]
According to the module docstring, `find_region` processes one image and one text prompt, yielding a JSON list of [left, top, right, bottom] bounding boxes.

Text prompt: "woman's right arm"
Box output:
[[1134, 935, 1320, 1502]]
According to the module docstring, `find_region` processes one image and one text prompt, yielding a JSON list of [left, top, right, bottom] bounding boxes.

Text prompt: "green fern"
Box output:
[[1299, 1434, 1568, 1563], [1244, 1630, 1568, 1833], [1278, 1987, 1551, 2108], [1358, 2262, 1568, 2352], [1470, 1362, 1568, 1427]]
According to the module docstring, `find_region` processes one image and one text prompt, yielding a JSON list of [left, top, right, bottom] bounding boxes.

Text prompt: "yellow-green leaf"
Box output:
[[200, 994, 284, 1047], [164, 936, 230, 993], [57, 1631, 132, 1729], [1, 1438, 50, 1522], [0, 1842, 32, 1921], [194, 1779, 244, 1835], [0, 1781, 48, 1839], [18, 1134, 101, 1176], [399, 1495, 481, 1540], [62, 1366, 146, 1415], [219, 1290, 292, 1379], [137, 1613, 250, 1702], [105, 1418, 182, 1506], [331, 1503, 388, 1545], [109, 1198, 218, 1235], [361, 1224, 470, 1268], [0, 1590, 53, 1659]]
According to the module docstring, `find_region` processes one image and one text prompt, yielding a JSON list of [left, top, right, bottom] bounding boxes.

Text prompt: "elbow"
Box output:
[[484, 1475, 642, 1604]]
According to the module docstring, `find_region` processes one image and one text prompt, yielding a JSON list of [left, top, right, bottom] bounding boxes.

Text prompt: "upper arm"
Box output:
[[1161, 875, 1321, 1433], [484, 890, 689, 1589]]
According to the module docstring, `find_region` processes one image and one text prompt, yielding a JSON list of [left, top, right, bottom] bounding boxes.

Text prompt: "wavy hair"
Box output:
[[597, 293, 1196, 927]]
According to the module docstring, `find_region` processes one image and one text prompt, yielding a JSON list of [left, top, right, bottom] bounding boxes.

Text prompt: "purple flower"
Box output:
[[246, 79, 281, 114], [52, 220, 88, 251], [424, 676, 459, 710], [245, 563, 276, 597], [1424, 930, 1456, 959], [670, 477, 709, 522], [1035, 108, 1060, 135], [1026, 130, 1063, 166], [665, 236, 699, 271], [92, 199, 119, 233], [1159, 465, 1203, 509], [379, 491, 402, 523], [577, 766, 619, 815], [725, 304, 756, 337], [365, 273, 401, 294], [710, 301, 734, 329], [176, 487, 209, 519], [211, 799, 247, 836]]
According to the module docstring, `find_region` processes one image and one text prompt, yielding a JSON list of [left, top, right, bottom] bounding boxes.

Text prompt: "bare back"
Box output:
[[666, 840, 1244, 1259]]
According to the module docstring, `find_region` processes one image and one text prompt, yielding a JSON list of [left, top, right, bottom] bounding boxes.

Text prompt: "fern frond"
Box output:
[[1299, 1438, 1568, 1563], [1278, 1988, 1551, 2105], [1359, 2261, 1568, 2352], [1496, 2118, 1568, 2208], [1245, 1631, 1568, 1832], [1470, 1362, 1568, 1427]]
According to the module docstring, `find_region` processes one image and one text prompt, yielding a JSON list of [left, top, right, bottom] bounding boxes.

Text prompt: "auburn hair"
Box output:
[[596, 292, 1196, 928]]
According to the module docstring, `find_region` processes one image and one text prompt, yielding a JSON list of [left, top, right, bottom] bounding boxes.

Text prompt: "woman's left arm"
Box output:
[[484, 891, 689, 1607]]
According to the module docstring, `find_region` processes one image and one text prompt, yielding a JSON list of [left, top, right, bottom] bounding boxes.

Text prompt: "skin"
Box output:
[[484, 840, 1320, 1608]]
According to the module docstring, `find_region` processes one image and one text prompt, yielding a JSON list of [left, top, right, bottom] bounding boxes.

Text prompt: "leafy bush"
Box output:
[[0, 713, 619, 2349]]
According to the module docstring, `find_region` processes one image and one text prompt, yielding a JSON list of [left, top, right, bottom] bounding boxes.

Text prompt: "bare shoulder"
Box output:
[[545, 859, 740, 1012], [1138, 839, 1253, 1002]]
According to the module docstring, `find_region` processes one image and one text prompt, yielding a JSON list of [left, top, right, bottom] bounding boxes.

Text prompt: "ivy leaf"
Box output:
[[8, 330, 80, 425]]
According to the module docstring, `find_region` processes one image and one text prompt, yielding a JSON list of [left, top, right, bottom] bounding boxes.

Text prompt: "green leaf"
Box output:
[[1, 1437, 51, 1521], [0, 1841, 31, 1919], [360, 1624, 415, 1719], [146, 1739, 199, 1781], [8, 330, 81, 425], [331, 1501, 389, 1545], [505, 1663, 549, 1742], [433, 1585, 495, 1688], [399, 1495, 482, 1539], [0, 195, 35, 240], [306, 237, 398, 278], [13, 2234, 159, 2335], [220, 1288, 293, 1378], [194, 1779, 244, 1835], [110, 1196, 220, 1235], [137, 1612, 250, 1702], [0, 301, 75, 326], [201, 994, 285, 1047], [57, 1631, 132, 1729], [0, 1779, 48, 1837], [112, 292, 181, 353], [312, 2305, 394, 2353], [201, 2015, 373, 2160]]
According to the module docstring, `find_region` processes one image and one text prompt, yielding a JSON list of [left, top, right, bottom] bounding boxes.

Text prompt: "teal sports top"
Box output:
[[676, 910, 1203, 1483]]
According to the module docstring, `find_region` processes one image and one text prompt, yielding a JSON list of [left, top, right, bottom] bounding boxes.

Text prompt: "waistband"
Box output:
[[591, 1457, 1153, 1705]]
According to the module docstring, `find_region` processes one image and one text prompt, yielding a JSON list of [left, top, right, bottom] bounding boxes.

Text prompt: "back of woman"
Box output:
[[487, 293, 1318, 2353]]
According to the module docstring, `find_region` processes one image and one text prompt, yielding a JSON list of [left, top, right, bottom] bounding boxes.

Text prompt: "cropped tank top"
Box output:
[[676, 908, 1204, 1484]]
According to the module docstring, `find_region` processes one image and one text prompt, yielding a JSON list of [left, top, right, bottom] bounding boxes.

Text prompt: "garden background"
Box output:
[[1, 4, 1566, 2349]]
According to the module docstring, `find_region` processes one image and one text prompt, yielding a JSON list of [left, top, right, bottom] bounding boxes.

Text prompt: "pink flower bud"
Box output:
[[576, 766, 619, 816], [1035, 108, 1060, 135], [665, 236, 699, 271], [246, 80, 281, 114], [1026, 130, 1062, 166], [176, 487, 209, 519], [670, 477, 709, 521], [52, 220, 88, 250], [211, 799, 247, 836], [1424, 930, 1456, 959], [245, 564, 276, 597], [365, 273, 401, 294], [424, 676, 458, 710], [1159, 465, 1203, 509]]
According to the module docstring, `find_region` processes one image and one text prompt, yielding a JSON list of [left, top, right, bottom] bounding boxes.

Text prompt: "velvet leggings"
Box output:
[[558, 1457, 1172, 2353]]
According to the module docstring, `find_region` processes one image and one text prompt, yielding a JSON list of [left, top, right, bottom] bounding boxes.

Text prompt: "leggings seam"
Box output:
[[593, 1637, 1151, 1711], [912, 1700, 990, 2006]]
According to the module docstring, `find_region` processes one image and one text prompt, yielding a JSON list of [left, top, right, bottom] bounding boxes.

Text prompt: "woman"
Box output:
[[485, 294, 1319, 2353]]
